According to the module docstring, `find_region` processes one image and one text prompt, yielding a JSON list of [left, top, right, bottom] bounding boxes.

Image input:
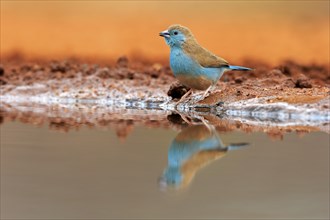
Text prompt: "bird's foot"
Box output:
[[180, 114, 213, 127], [200, 91, 210, 100], [175, 89, 193, 105], [200, 117, 216, 132], [200, 85, 215, 101], [180, 114, 193, 125]]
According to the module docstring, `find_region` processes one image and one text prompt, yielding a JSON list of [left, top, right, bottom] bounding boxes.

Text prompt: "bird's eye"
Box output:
[[174, 31, 178, 35]]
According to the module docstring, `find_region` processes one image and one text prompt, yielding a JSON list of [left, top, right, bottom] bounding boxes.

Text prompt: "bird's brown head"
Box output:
[[168, 24, 194, 38], [159, 24, 196, 47]]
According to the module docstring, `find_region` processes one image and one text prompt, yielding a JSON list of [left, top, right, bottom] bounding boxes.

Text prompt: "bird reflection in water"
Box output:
[[159, 119, 248, 190]]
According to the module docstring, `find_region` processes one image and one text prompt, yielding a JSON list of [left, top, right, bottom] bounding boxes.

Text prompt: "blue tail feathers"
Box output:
[[228, 65, 251, 71], [227, 142, 249, 151]]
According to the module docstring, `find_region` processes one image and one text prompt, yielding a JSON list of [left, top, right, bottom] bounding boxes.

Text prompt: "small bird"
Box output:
[[159, 24, 251, 102]]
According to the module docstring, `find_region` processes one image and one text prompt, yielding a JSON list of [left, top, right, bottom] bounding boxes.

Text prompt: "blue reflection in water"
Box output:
[[159, 123, 248, 190]]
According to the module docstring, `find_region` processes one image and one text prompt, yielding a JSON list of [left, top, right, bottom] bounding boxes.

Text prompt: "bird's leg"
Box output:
[[176, 89, 193, 104], [200, 117, 213, 131], [180, 114, 192, 125], [200, 84, 217, 100], [179, 113, 205, 126], [172, 109, 193, 125]]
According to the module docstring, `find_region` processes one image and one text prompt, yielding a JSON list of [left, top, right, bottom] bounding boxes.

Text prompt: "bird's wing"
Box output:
[[183, 42, 229, 68]]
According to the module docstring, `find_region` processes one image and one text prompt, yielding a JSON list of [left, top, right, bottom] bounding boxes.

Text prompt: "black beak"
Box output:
[[159, 30, 170, 37]]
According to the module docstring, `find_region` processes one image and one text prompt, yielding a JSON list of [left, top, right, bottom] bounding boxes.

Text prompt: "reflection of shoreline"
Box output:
[[159, 123, 248, 190], [0, 102, 328, 139]]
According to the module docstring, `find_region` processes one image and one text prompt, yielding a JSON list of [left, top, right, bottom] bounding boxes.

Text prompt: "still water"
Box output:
[[1, 120, 329, 219]]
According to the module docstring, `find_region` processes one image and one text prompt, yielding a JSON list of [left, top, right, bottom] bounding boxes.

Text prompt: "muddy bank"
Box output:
[[1, 57, 329, 102], [0, 57, 329, 126]]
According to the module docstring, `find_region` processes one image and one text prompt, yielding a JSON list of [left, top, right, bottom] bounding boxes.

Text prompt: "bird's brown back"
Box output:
[[183, 39, 229, 68], [168, 24, 229, 68]]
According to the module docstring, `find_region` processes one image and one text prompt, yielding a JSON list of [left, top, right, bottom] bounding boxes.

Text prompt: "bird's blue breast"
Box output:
[[168, 137, 221, 167], [170, 47, 201, 76], [169, 47, 223, 89]]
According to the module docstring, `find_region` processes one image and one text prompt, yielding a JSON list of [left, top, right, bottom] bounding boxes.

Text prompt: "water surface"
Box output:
[[1, 120, 329, 219]]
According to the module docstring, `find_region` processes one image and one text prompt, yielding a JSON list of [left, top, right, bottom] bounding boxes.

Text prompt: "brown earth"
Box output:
[[1, 57, 329, 104]]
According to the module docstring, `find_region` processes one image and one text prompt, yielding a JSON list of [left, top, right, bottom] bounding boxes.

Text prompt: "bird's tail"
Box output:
[[228, 65, 251, 71], [227, 142, 249, 151]]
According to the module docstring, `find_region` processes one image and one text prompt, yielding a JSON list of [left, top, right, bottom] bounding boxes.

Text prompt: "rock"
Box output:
[[0, 78, 7, 85], [96, 67, 111, 79], [295, 79, 312, 88], [295, 74, 312, 88], [167, 82, 189, 99], [167, 113, 186, 125], [282, 78, 296, 88], [0, 66, 4, 76], [277, 65, 292, 76], [234, 77, 243, 84], [50, 61, 67, 73], [116, 56, 129, 68], [267, 69, 286, 78]]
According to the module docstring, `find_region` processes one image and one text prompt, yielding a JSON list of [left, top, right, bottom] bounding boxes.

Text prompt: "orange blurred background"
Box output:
[[1, 1, 329, 65]]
